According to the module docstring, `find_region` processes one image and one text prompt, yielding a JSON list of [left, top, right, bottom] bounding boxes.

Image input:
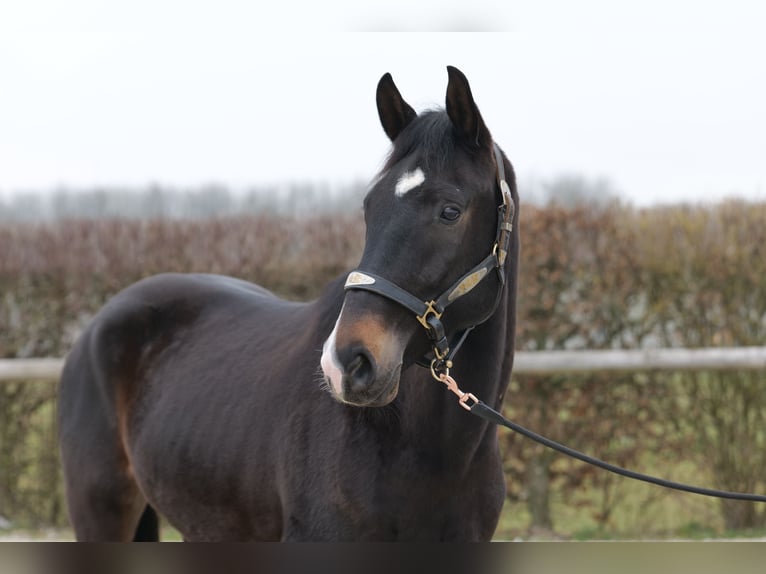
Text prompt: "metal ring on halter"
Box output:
[[430, 358, 452, 381]]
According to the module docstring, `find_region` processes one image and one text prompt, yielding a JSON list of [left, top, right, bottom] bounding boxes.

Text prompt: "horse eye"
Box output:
[[440, 206, 462, 222]]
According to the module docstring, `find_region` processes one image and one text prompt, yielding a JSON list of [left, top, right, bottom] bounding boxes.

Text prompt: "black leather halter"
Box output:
[[344, 144, 515, 375]]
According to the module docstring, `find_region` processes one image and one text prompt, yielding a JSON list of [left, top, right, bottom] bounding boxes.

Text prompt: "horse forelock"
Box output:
[[383, 111, 457, 174]]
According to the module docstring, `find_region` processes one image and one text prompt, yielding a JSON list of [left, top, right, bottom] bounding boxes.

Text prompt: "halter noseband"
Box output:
[[343, 143, 515, 376]]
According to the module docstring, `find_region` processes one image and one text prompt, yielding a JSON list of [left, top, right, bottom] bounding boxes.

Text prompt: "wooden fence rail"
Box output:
[[0, 358, 66, 383], [2, 347, 765, 383]]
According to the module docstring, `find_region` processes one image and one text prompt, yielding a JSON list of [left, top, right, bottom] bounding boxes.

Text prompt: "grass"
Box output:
[[161, 525, 184, 542], [0, 525, 182, 542], [6, 524, 764, 542]]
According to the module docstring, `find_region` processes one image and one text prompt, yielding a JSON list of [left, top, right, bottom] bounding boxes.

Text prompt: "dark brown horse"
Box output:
[[58, 66, 520, 541]]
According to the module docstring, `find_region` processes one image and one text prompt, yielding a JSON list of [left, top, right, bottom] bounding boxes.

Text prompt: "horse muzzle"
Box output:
[[320, 303, 405, 407]]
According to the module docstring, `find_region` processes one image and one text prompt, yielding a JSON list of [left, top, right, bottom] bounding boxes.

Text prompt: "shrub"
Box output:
[[1, 200, 764, 534]]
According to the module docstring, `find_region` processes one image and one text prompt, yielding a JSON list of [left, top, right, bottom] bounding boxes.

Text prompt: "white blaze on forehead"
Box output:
[[394, 168, 425, 197]]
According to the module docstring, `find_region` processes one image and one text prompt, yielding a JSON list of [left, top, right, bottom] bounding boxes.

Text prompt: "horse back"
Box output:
[[59, 271, 318, 439]]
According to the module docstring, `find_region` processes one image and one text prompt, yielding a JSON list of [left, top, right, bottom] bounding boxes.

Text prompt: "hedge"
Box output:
[[1, 200, 765, 537]]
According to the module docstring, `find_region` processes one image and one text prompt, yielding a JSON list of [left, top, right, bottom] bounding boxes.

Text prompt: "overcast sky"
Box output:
[[1, 1, 764, 206]]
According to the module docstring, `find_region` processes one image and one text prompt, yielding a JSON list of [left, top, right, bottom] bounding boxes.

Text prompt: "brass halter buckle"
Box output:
[[415, 300, 443, 331]]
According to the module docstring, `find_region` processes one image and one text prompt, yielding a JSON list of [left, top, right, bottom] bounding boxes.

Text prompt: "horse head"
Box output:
[[321, 66, 514, 407]]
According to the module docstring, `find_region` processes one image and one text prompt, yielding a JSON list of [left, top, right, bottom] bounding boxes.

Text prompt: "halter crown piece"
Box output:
[[344, 143, 515, 377]]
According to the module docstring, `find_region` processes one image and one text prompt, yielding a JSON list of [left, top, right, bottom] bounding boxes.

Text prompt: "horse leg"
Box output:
[[133, 505, 159, 541], [61, 457, 150, 541], [60, 413, 153, 541], [59, 329, 157, 541]]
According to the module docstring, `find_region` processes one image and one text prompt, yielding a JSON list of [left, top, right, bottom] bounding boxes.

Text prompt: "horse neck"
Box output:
[[395, 277, 516, 465], [460, 291, 516, 408]]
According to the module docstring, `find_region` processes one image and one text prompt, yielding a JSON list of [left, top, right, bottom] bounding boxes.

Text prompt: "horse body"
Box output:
[[58, 67, 519, 541]]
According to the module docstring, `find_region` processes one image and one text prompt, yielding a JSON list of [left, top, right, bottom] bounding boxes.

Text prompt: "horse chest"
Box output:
[[276, 429, 504, 541]]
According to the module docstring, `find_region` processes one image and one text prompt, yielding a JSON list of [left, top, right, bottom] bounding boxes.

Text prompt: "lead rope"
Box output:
[[432, 369, 766, 503]]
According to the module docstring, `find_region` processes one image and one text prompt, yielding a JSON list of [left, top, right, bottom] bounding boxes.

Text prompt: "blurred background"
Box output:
[[1, 1, 765, 540]]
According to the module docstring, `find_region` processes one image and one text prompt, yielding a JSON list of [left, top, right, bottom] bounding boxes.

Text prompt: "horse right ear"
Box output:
[[376, 73, 417, 142]]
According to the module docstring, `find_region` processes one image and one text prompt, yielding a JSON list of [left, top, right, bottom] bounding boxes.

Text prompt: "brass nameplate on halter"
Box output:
[[447, 268, 488, 302], [345, 271, 376, 288], [500, 179, 514, 232], [500, 179, 511, 202]]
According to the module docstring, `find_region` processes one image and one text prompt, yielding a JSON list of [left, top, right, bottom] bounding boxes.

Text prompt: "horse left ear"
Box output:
[[377, 73, 417, 142], [446, 66, 492, 150]]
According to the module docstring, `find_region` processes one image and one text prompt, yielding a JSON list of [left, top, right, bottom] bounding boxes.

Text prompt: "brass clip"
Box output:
[[438, 373, 479, 411]]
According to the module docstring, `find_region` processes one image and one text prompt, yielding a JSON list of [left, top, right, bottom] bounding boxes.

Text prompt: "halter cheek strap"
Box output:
[[344, 143, 515, 372], [493, 144, 515, 278]]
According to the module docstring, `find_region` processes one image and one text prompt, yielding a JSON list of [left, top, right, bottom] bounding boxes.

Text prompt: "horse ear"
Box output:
[[376, 73, 417, 142], [445, 66, 491, 149]]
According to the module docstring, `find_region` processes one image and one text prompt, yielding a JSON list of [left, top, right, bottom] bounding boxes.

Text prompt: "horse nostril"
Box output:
[[345, 351, 375, 394]]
